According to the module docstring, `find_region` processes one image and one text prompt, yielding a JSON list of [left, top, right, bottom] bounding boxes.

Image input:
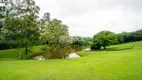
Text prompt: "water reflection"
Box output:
[[32, 45, 88, 60]]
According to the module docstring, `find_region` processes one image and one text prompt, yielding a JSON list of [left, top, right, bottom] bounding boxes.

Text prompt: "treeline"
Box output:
[[72, 36, 92, 46], [117, 29, 142, 44], [91, 29, 142, 50]]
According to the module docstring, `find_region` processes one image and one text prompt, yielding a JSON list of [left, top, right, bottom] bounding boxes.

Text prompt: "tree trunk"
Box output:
[[61, 49, 65, 59], [59, 46, 65, 59], [25, 43, 28, 54], [103, 46, 106, 50], [25, 46, 28, 54], [61, 54, 64, 59]]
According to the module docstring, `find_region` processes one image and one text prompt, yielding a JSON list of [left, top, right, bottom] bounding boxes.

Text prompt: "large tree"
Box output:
[[45, 19, 68, 45], [4, 0, 40, 55], [40, 12, 50, 44], [0, 0, 7, 41], [0, 1, 4, 41], [42, 18, 69, 59], [92, 31, 117, 50]]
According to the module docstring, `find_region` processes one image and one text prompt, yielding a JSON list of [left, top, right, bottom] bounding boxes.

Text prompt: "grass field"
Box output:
[[0, 41, 142, 80]]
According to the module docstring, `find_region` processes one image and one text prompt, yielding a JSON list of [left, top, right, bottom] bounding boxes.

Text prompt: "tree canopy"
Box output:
[[92, 31, 117, 50]]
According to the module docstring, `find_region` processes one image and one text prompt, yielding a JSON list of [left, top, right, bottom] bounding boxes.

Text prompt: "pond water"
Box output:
[[32, 45, 89, 60]]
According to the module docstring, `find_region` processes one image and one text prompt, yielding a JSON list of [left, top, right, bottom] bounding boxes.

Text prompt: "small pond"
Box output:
[[31, 45, 90, 60]]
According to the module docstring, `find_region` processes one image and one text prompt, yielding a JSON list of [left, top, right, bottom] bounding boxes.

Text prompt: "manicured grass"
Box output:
[[0, 41, 142, 80], [0, 45, 45, 60]]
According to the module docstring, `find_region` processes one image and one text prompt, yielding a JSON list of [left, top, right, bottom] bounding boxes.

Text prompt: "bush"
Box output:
[[0, 41, 19, 50], [92, 31, 117, 50]]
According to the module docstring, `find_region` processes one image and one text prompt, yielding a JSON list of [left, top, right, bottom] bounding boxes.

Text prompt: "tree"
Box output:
[[0, 0, 6, 41], [92, 31, 117, 50], [4, 0, 40, 55], [72, 36, 92, 46], [72, 36, 83, 45], [59, 36, 72, 59], [45, 19, 68, 45], [117, 33, 124, 44], [40, 12, 50, 44], [0, 1, 4, 41], [130, 29, 142, 41], [42, 18, 69, 59], [39, 12, 51, 58], [122, 32, 131, 43]]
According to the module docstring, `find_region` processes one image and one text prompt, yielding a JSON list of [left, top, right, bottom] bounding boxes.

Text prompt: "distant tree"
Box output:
[[72, 36, 84, 45], [72, 36, 92, 46], [130, 29, 142, 41], [117, 33, 124, 44], [59, 36, 72, 59], [92, 31, 117, 50], [83, 37, 93, 42], [82, 37, 93, 46], [115, 29, 142, 44], [122, 32, 131, 43]]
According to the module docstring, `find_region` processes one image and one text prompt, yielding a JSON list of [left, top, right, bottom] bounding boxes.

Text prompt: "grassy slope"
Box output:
[[0, 45, 44, 60], [0, 42, 142, 80]]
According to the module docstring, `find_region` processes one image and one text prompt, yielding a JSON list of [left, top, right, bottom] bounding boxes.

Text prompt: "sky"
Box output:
[[35, 0, 142, 37]]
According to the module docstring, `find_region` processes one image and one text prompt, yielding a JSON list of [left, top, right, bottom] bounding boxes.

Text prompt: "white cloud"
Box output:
[[35, 0, 142, 37]]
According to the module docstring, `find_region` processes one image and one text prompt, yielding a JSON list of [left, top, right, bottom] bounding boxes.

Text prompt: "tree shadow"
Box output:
[[107, 44, 135, 51], [106, 47, 133, 51], [91, 44, 135, 51]]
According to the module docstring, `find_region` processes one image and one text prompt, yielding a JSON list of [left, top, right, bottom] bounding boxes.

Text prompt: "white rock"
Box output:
[[34, 56, 45, 60], [67, 53, 80, 58], [82, 48, 90, 51]]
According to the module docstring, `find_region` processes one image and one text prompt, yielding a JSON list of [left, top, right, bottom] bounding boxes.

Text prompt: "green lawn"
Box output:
[[0, 41, 142, 80]]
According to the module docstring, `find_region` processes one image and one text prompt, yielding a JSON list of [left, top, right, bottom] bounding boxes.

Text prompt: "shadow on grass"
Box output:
[[106, 47, 133, 51], [90, 44, 135, 52], [107, 44, 135, 51]]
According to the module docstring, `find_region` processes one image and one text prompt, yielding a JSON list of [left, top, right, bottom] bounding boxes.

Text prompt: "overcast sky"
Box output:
[[35, 0, 142, 37]]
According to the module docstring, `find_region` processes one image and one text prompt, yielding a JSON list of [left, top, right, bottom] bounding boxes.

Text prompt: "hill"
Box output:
[[0, 41, 142, 80]]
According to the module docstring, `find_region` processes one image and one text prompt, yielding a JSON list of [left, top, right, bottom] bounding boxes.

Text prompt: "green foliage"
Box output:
[[0, 41, 19, 50], [72, 36, 92, 46], [117, 33, 124, 43], [59, 36, 73, 58], [41, 18, 69, 59], [2, 0, 41, 55], [116, 29, 142, 44], [118, 32, 131, 43], [40, 13, 50, 44], [1, 0, 72, 59], [59, 36, 73, 46], [0, 0, 5, 41], [45, 19, 69, 45], [92, 31, 117, 50], [72, 36, 84, 45], [130, 29, 142, 41], [91, 43, 101, 50]]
